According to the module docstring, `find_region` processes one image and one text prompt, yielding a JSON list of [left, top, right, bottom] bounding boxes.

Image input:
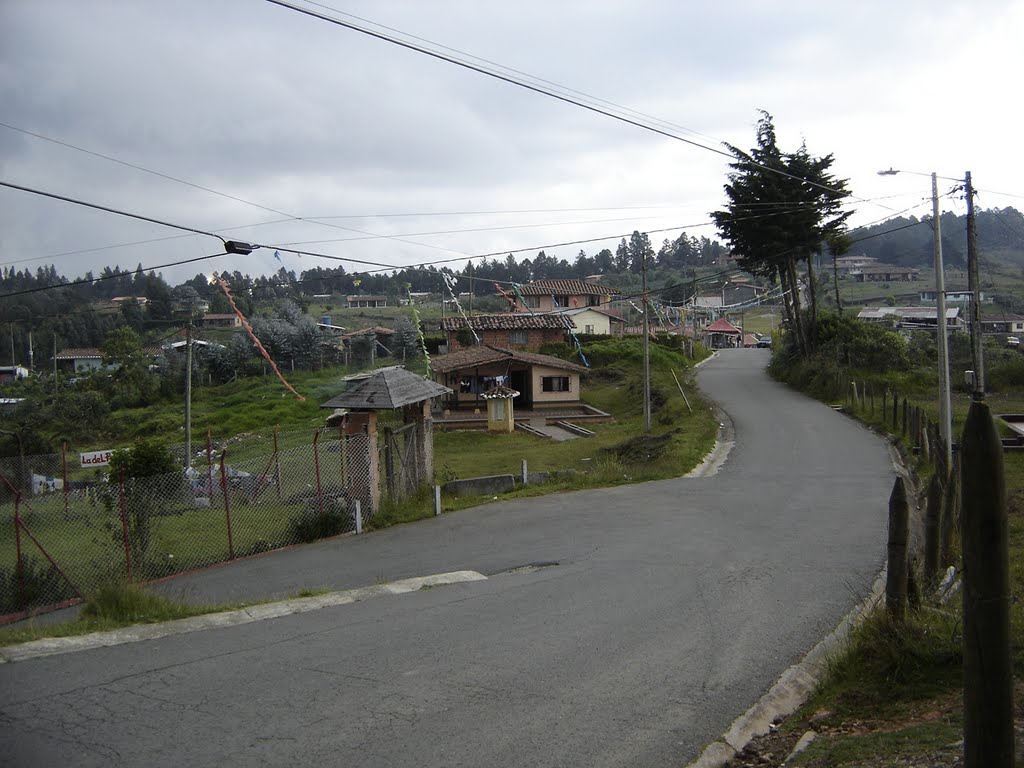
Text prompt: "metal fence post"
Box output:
[[521, 459, 528, 485], [434, 485, 441, 516], [313, 430, 324, 519], [273, 426, 282, 499], [118, 468, 133, 582], [354, 499, 363, 534], [219, 453, 235, 560], [61, 441, 69, 517], [206, 429, 214, 498]]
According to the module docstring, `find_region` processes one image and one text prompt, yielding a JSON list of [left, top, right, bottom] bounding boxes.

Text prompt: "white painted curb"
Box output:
[[0, 570, 488, 664]]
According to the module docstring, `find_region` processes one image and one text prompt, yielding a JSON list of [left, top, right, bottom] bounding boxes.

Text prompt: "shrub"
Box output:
[[0, 556, 78, 614]]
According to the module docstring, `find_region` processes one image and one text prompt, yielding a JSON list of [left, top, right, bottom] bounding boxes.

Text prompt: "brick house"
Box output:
[[440, 314, 573, 351], [510, 278, 619, 312]]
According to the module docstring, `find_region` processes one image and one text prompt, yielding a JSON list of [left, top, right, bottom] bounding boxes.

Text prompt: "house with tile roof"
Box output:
[[430, 345, 587, 410], [440, 314, 573, 351], [510, 278, 620, 313], [703, 318, 743, 349]]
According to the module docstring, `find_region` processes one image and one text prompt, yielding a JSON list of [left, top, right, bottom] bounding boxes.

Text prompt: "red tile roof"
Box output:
[[516, 279, 620, 296], [704, 318, 742, 334], [441, 314, 574, 331]]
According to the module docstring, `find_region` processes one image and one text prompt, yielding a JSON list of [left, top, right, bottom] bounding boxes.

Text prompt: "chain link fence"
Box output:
[[0, 429, 376, 620]]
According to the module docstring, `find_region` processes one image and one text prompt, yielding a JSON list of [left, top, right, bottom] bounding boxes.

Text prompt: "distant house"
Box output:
[[54, 348, 107, 374], [200, 313, 241, 329], [430, 345, 588, 411], [510, 279, 619, 312], [848, 265, 919, 282], [703, 318, 743, 349], [55, 346, 160, 374], [0, 365, 29, 383], [833, 255, 879, 276], [981, 314, 1024, 335], [857, 306, 962, 331], [919, 287, 990, 305], [346, 295, 388, 309], [440, 314, 573, 351], [558, 306, 625, 336], [722, 281, 769, 306]]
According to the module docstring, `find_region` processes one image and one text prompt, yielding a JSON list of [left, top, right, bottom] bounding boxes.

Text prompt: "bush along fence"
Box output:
[[0, 428, 386, 622]]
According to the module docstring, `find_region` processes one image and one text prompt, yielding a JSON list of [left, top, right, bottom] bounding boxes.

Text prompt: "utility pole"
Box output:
[[965, 171, 984, 399], [931, 173, 953, 473], [184, 318, 193, 469], [28, 331, 33, 372], [641, 251, 651, 433], [8, 324, 14, 367]]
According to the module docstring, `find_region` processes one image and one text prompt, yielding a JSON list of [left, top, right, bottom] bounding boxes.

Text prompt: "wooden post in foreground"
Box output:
[[940, 454, 960, 569], [922, 473, 942, 589], [961, 399, 1013, 768], [886, 476, 910, 621]]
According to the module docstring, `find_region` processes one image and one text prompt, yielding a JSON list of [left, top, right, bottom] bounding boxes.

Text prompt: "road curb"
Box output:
[[686, 403, 735, 479], [0, 570, 488, 664], [684, 570, 886, 768]]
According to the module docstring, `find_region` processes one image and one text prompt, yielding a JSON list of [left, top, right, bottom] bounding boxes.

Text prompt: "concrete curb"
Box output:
[[686, 402, 735, 479], [0, 570, 488, 664], [684, 570, 886, 768]]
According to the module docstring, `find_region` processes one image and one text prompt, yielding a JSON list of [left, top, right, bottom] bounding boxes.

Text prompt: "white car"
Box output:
[[1008, 336, 1020, 347]]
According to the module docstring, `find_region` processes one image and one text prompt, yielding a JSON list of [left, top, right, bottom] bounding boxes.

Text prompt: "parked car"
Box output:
[[1008, 336, 1020, 347], [755, 336, 772, 348]]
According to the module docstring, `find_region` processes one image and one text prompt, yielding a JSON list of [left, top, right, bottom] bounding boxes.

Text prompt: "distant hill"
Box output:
[[849, 207, 1024, 269]]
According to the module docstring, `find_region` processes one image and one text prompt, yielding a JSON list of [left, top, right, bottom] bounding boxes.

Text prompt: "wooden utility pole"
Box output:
[[961, 399, 1012, 767], [965, 171, 984, 398]]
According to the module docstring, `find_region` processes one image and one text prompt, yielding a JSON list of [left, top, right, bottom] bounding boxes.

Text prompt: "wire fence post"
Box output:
[[219, 452, 235, 560], [14, 490, 25, 608], [118, 467, 132, 582], [434, 485, 441, 516], [354, 499, 363, 534], [61, 440, 69, 517], [206, 429, 214, 498], [313, 430, 325, 520], [273, 426, 282, 499]]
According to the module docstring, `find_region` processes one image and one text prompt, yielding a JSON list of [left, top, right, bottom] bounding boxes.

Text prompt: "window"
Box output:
[[584, 324, 595, 335], [553, 295, 570, 308], [588, 295, 601, 306], [509, 330, 529, 346], [522, 295, 540, 309], [542, 376, 570, 392]]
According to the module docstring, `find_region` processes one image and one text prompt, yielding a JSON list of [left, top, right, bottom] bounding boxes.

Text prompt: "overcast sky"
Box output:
[[1, 0, 1022, 287]]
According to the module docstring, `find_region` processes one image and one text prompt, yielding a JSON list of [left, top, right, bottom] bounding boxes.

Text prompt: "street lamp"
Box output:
[[877, 169, 953, 473]]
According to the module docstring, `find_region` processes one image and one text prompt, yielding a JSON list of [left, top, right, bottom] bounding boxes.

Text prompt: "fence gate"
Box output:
[[382, 424, 418, 502]]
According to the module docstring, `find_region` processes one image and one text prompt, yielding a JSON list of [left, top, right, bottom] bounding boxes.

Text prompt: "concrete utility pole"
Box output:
[[930, 173, 953, 474], [641, 251, 651, 433], [184, 319, 193, 469], [965, 171, 985, 399]]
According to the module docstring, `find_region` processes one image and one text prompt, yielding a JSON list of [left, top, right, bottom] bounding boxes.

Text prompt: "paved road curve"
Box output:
[[0, 350, 894, 767]]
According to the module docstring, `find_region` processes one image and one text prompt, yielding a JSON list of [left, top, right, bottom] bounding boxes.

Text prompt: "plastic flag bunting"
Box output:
[[443, 272, 480, 345], [216, 278, 305, 401]]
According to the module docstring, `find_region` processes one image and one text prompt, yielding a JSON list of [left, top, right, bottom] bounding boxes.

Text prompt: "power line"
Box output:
[[0, 180, 225, 242], [0, 252, 229, 300], [262, 0, 887, 210]]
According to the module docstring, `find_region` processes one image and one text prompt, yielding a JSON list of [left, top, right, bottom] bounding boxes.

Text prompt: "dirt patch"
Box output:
[[602, 428, 680, 463]]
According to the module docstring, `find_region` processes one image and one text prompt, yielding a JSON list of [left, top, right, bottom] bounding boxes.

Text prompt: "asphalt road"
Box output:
[[0, 350, 895, 767]]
